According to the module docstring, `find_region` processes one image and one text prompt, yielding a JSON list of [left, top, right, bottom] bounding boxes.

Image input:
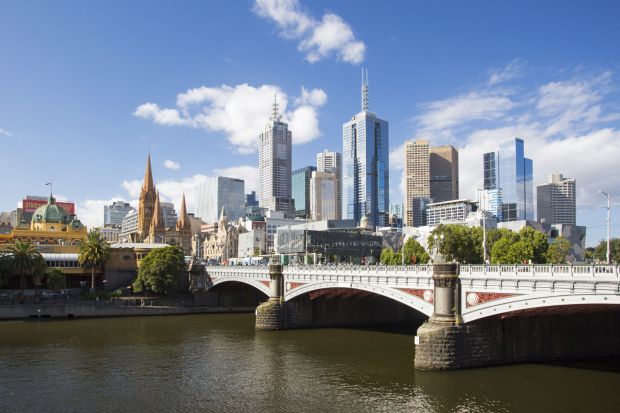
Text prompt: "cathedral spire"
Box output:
[[143, 154, 155, 193], [176, 193, 191, 231], [151, 191, 163, 229]]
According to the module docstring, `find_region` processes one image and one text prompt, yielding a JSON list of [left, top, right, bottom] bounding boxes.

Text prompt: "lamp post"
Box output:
[[598, 190, 611, 264]]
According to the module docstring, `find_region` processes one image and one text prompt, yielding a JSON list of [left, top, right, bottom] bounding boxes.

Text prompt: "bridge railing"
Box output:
[[460, 264, 620, 278]]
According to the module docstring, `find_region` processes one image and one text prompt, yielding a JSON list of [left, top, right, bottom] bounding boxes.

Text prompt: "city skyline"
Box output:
[[1, 1, 620, 245]]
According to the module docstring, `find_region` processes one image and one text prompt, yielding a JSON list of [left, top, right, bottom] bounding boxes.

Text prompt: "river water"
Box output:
[[1, 313, 619, 412]]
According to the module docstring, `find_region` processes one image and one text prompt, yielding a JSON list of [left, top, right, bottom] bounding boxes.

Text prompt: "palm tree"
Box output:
[[78, 229, 111, 291], [7, 240, 43, 293]]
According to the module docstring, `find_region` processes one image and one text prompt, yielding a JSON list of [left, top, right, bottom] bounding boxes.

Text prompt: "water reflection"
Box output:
[[1, 314, 619, 412]]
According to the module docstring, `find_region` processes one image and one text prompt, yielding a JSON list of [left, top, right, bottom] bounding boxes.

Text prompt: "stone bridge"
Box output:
[[201, 263, 620, 370]]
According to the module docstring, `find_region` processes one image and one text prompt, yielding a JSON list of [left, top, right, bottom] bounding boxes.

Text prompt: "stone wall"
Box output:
[[415, 306, 620, 369]]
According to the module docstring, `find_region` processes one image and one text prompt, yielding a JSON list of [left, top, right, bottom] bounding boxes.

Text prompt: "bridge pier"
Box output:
[[255, 261, 287, 330]]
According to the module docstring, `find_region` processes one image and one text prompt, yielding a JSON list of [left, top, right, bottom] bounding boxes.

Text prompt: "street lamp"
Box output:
[[477, 188, 489, 264], [598, 190, 611, 264]]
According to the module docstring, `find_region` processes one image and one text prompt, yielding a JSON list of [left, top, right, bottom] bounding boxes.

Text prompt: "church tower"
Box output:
[[138, 154, 157, 241], [176, 193, 193, 253], [148, 191, 166, 243]]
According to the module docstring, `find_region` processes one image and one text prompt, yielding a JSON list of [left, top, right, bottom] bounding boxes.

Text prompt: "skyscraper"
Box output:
[[403, 140, 458, 226], [483, 137, 534, 222], [404, 140, 430, 227], [103, 201, 134, 228], [195, 176, 245, 224], [258, 97, 295, 218], [292, 166, 316, 218], [342, 69, 389, 228], [310, 171, 338, 221], [317, 150, 342, 219], [537, 172, 576, 225]]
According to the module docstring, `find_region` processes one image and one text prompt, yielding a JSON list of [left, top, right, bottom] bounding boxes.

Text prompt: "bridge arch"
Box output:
[[462, 293, 620, 323], [284, 281, 434, 317], [208, 277, 271, 297]]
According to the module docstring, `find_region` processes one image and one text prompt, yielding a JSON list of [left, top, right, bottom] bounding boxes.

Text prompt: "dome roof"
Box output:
[[32, 196, 69, 224]]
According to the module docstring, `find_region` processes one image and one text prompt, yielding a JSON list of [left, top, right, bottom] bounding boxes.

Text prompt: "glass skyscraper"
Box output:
[[195, 176, 245, 224], [483, 137, 534, 222], [342, 69, 389, 228], [292, 166, 316, 218]]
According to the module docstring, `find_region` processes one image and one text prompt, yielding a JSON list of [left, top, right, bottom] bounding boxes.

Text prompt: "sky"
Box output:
[[1, 0, 619, 246]]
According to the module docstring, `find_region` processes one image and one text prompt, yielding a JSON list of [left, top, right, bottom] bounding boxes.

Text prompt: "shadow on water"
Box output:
[[542, 354, 620, 373]]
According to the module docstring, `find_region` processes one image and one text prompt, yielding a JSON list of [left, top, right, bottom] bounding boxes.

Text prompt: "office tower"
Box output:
[[483, 137, 534, 222], [342, 69, 389, 228], [160, 202, 178, 228], [245, 191, 258, 207], [403, 140, 430, 226], [258, 97, 295, 218], [310, 171, 338, 221], [104, 201, 134, 228], [430, 145, 459, 202], [537, 172, 576, 225], [317, 150, 342, 219], [195, 176, 246, 224], [292, 166, 316, 218], [403, 140, 459, 227]]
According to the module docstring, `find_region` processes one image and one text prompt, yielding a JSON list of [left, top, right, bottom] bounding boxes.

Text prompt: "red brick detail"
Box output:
[[398, 288, 434, 303], [466, 292, 517, 308], [259, 280, 270, 288], [287, 282, 306, 291]]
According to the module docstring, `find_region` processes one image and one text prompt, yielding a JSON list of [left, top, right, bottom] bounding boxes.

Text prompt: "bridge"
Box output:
[[198, 263, 620, 370]]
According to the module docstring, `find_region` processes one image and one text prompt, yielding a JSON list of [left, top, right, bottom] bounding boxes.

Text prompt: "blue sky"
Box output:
[[1, 0, 619, 246]]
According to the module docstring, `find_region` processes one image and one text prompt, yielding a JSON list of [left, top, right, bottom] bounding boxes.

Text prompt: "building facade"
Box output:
[[195, 176, 245, 224], [202, 208, 247, 263], [483, 137, 534, 222], [537, 172, 576, 225], [317, 150, 342, 219], [430, 145, 459, 203], [426, 199, 477, 226], [104, 201, 134, 228], [342, 70, 389, 228], [292, 166, 316, 218], [258, 98, 295, 218], [310, 171, 338, 221]]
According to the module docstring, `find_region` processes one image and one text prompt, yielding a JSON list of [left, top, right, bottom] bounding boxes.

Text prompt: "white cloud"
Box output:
[[253, 0, 365, 64], [135, 84, 327, 153], [0, 128, 12, 137], [164, 160, 181, 170], [389, 142, 405, 171], [76, 197, 127, 229], [121, 180, 142, 199], [213, 165, 260, 193], [488, 59, 526, 86]]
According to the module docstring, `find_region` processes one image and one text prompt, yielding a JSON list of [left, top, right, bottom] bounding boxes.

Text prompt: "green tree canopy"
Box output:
[[7, 240, 43, 292], [546, 237, 571, 264], [46, 268, 67, 290], [379, 248, 402, 265], [517, 226, 549, 264], [403, 238, 430, 264], [133, 246, 186, 294], [427, 225, 481, 264], [593, 238, 620, 263], [78, 229, 111, 290]]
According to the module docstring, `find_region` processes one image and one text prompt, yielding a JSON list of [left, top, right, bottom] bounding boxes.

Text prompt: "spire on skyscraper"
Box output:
[[361, 68, 369, 112], [271, 93, 280, 122]]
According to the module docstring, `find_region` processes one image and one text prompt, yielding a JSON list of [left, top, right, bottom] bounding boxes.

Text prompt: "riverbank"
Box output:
[[0, 302, 255, 320]]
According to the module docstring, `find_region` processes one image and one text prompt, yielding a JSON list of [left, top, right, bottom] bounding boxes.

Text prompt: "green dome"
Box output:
[[32, 196, 69, 224]]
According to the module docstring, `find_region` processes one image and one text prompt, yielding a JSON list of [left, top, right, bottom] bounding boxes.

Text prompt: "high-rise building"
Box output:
[[160, 202, 178, 229], [195, 176, 245, 224], [483, 137, 534, 222], [245, 191, 258, 207], [258, 97, 295, 218], [104, 201, 135, 228], [310, 171, 338, 221], [292, 166, 316, 218], [317, 150, 342, 219], [537, 172, 576, 225], [430, 145, 459, 203], [404, 140, 430, 227], [403, 140, 459, 226], [342, 69, 389, 228]]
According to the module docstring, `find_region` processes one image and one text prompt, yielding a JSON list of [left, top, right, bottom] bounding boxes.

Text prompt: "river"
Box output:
[[1, 314, 619, 412]]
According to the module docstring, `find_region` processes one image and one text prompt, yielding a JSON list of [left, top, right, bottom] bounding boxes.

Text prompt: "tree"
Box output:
[[427, 225, 482, 264], [0, 253, 12, 288], [379, 248, 402, 265], [402, 238, 430, 264], [7, 240, 43, 292], [78, 229, 111, 291], [133, 246, 186, 294], [546, 237, 571, 264], [518, 227, 548, 264], [593, 238, 620, 263], [46, 268, 67, 290]]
